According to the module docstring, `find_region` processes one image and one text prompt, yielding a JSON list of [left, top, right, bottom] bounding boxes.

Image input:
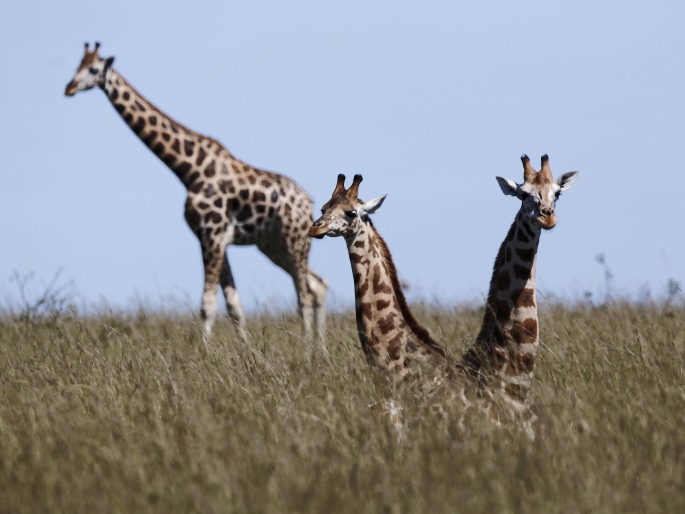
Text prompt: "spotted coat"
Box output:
[[65, 43, 327, 342]]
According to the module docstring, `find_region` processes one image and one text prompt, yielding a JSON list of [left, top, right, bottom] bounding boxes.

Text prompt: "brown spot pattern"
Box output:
[[372, 264, 392, 295], [513, 263, 531, 280], [205, 160, 216, 178], [196, 147, 208, 166], [504, 382, 528, 402], [377, 312, 397, 335], [514, 288, 536, 308], [513, 318, 538, 344], [515, 247, 535, 262], [497, 271, 511, 291]]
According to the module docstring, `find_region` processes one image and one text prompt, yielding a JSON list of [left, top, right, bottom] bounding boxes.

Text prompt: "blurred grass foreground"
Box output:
[[0, 301, 684, 513]]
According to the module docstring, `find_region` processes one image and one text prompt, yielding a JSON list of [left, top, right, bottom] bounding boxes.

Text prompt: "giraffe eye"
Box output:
[[88, 67, 99, 75], [345, 210, 357, 218]]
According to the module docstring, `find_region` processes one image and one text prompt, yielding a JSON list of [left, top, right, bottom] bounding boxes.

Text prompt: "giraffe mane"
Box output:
[[465, 216, 518, 371], [369, 222, 447, 358], [112, 70, 233, 157], [126, 80, 193, 136]]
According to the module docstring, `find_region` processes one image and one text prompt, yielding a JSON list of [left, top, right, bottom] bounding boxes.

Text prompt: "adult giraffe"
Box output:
[[65, 42, 327, 344]]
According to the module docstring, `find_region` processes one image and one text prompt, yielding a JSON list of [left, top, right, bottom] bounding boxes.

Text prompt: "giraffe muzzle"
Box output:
[[64, 81, 78, 96], [309, 221, 327, 239], [536, 214, 557, 230]]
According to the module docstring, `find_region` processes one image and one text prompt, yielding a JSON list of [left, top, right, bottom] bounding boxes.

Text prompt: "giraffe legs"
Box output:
[[200, 248, 222, 345], [199, 237, 247, 345], [307, 270, 328, 343], [294, 270, 315, 342], [257, 237, 327, 348], [291, 265, 329, 353], [220, 253, 247, 340]]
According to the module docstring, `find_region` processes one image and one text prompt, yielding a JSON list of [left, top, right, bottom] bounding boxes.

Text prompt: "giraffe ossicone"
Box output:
[[65, 42, 328, 346]]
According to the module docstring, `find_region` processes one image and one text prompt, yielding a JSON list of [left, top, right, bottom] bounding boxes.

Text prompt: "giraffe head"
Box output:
[[64, 42, 115, 97], [497, 154, 578, 230], [309, 174, 386, 239]]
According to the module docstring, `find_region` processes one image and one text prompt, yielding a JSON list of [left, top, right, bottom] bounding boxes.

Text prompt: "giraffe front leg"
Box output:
[[200, 241, 225, 347], [220, 253, 247, 341]]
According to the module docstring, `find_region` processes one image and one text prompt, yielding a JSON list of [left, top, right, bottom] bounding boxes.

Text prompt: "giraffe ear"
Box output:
[[104, 56, 115, 71], [360, 195, 386, 216], [556, 171, 578, 192], [496, 176, 520, 197]]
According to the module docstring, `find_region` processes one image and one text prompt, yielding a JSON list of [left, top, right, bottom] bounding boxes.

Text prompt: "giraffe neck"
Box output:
[[101, 68, 234, 189], [344, 221, 447, 376], [469, 210, 541, 408]]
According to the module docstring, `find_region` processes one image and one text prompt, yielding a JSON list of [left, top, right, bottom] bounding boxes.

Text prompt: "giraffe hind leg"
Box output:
[[220, 252, 247, 341], [307, 270, 328, 343], [296, 274, 315, 343], [257, 232, 328, 353], [294, 267, 329, 354], [256, 237, 323, 348]]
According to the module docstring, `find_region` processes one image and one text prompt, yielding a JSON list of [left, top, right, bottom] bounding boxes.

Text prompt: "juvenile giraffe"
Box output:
[[310, 174, 465, 386], [64, 42, 327, 343], [464, 154, 578, 417]]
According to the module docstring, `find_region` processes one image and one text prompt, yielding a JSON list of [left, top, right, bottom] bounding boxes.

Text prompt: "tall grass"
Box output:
[[0, 303, 683, 513]]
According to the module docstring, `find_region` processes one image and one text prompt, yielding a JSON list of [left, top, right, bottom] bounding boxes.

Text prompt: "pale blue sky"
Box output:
[[1, 1, 684, 313]]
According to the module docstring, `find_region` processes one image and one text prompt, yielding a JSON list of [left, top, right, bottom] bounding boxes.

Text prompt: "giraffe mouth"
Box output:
[[309, 225, 327, 239], [535, 215, 557, 230], [65, 82, 78, 96]]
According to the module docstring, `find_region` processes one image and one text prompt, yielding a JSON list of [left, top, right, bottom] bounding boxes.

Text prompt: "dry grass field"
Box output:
[[0, 300, 684, 513]]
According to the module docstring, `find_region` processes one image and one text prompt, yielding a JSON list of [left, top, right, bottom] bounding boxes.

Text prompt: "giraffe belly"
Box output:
[[231, 221, 276, 246]]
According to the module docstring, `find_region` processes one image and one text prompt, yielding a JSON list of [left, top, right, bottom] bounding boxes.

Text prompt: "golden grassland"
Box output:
[[0, 302, 684, 513]]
